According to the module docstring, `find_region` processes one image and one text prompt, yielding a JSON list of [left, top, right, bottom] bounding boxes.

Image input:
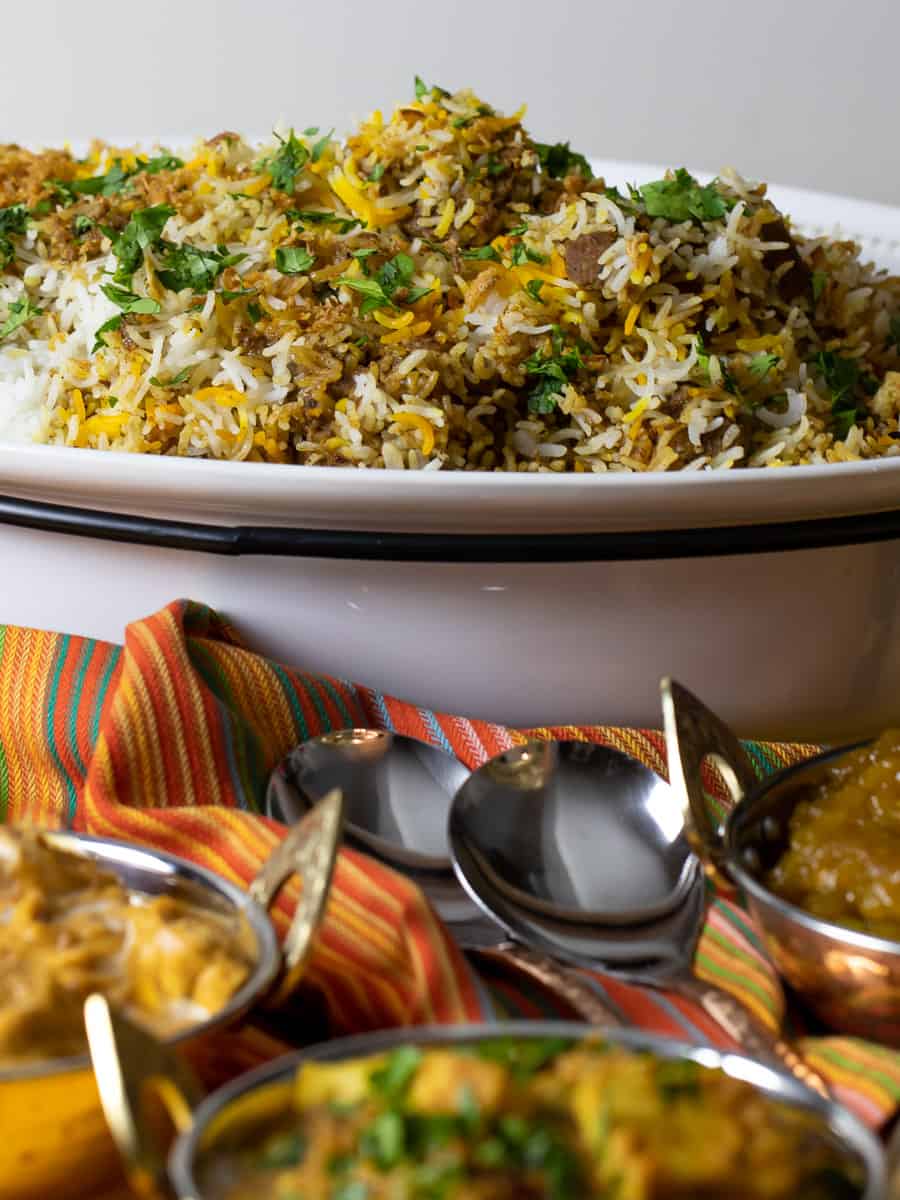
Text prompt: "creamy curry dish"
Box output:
[[203, 1039, 862, 1199], [767, 729, 900, 940], [0, 828, 255, 1064]]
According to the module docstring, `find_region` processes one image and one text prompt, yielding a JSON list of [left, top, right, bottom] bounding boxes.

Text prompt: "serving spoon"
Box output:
[[449, 736, 830, 1096], [267, 729, 622, 1025]]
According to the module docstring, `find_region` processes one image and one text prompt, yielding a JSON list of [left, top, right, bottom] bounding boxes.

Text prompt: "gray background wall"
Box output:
[[2, 0, 896, 205]]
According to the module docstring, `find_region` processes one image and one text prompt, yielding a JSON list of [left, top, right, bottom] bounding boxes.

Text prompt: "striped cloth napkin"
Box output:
[[1, 598, 897, 1130]]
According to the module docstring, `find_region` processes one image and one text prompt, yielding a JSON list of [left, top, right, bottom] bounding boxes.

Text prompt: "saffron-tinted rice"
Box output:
[[1, 81, 899, 472]]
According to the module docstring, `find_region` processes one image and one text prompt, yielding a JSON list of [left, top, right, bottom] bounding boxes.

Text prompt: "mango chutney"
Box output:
[[767, 729, 900, 940]]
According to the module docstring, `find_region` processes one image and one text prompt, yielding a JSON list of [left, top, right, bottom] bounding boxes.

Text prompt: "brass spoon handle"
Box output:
[[670, 976, 831, 1099], [469, 944, 624, 1029]]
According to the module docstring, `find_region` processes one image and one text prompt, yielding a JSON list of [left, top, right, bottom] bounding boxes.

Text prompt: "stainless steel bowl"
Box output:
[[664, 679, 900, 1045], [0, 797, 341, 1200], [161, 1022, 886, 1200]]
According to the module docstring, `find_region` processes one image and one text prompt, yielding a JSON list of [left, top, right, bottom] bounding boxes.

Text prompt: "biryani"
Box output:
[[1, 78, 899, 472]]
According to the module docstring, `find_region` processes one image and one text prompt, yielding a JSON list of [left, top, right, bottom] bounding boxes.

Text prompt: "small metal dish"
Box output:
[[86, 1014, 886, 1199], [0, 794, 342, 1200], [664, 679, 900, 1045]]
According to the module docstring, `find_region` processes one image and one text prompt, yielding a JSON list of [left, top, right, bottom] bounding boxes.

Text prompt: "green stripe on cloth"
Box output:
[[45, 636, 79, 825]]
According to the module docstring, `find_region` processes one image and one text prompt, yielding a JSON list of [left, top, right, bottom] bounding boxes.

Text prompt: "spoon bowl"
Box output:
[[450, 739, 694, 926]]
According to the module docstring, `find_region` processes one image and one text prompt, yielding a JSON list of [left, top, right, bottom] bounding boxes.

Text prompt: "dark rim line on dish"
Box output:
[[3, 494, 900, 562]]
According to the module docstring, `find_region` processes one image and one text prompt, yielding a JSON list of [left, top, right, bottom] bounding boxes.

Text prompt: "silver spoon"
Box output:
[[266, 729, 622, 1026], [266, 728, 491, 929], [449, 738, 831, 1094]]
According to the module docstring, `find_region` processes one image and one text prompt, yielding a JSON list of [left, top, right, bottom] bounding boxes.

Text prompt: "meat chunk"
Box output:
[[762, 215, 812, 304], [564, 231, 616, 286]]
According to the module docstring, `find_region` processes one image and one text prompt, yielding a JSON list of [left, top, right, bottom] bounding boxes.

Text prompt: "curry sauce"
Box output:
[[767, 730, 900, 940], [0, 829, 255, 1064], [203, 1039, 862, 1199]]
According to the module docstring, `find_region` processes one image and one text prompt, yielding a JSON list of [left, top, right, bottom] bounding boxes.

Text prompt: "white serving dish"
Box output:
[[2, 163, 900, 741]]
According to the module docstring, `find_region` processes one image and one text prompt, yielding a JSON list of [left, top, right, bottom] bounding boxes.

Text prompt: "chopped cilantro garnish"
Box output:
[[507, 222, 528, 237], [287, 209, 361, 234], [474, 1036, 574, 1079], [100, 283, 161, 315], [812, 269, 828, 304], [140, 153, 184, 174], [370, 1046, 422, 1101], [73, 214, 95, 238], [368, 162, 385, 183], [91, 314, 123, 353], [452, 115, 474, 129], [149, 367, 191, 387], [275, 245, 315, 274], [247, 300, 263, 323], [414, 75, 449, 101], [523, 329, 584, 413], [337, 252, 431, 315], [53, 161, 132, 200], [259, 1131, 306, 1168], [525, 279, 546, 303], [0, 296, 42, 339], [0, 203, 29, 268], [509, 243, 546, 266], [219, 286, 257, 302], [486, 153, 507, 177], [30, 199, 52, 217], [350, 247, 378, 274], [156, 242, 246, 293], [303, 126, 319, 136], [360, 1111, 405, 1170], [534, 141, 591, 180], [639, 168, 728, 223], [748, 352, 779, 381], [694, 333, 738, 394], [461, 245, 501, 262], [264, 129, 309, 193], [107, 204, 174, 286], [814, 350, 872, 439], [311, 129, 333, 163]]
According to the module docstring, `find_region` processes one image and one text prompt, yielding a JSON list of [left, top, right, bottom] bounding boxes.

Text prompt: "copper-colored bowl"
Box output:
[[0, 796, 341, 1200], [664, 680, 900, 1045]]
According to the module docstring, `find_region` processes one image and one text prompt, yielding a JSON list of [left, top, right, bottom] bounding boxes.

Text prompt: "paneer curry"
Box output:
[[204, 1038, 862, 1199], [0, 828, 255, 1064]]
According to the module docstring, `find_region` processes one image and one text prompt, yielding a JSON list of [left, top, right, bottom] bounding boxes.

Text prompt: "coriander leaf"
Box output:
[[509, 243, 546, 266], [287, 209, 361, 234], [640, 168, 727, 223], [452, 115, 474, 129], [108, 203, 174, 285], [156, 242, 244, 292], [275, 245, 315, 274], [337, 252, 427, 314], [414, 75, 428, 100], [140, 153, 184, 174], [73, 214, 95, 238], [368, 162, 385, 182], [370, 1047, 422, 1101], [30, 199, 52, 217], [265, 129, 309, 193], [526, 279, 546, 303], [220, 286, 257, 301], [247, 300, 263, 323], [507, 222, 528, 236], [303, 126, 319, 136], [485, 153, 506, 176], [812, 269, 828, 304], [694, 333, 738, 395], [100, 282, 161, 315], [0, 204, 28, 236], [534, 140, 591, 180], [0, 296, 42, 339], [311, 129, 333, 163], [360, 1111, 405, 1170], [524, 330, 584, 413], [351, 247, 378, 274], [58, 160, 132, 199], [337, 274, 389, 315], [149, 367, 191, 387], [748, 352, 779, 381], [91, 314, 122, 353], [461, 245, 501, 261], [815, 349, 868, 439], [0, 239, 13, 269]]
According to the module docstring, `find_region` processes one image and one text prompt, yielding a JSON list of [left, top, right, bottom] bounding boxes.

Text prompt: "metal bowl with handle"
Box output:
[[84, 1013, 887, 1199], [0, 791, 342, 1200], [663, 678, 900, 1045]]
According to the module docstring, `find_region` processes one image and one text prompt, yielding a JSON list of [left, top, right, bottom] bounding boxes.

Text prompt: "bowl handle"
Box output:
[[249, 788, 345, 1005], [661, 678, 760, 884], [84, 993, 203, 1200]]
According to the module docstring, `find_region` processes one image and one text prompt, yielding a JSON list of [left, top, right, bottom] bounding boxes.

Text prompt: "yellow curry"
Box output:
[[0, 828, 255, 1065], [767, 729, 900, 940], [204, 1039, 862, 1199]]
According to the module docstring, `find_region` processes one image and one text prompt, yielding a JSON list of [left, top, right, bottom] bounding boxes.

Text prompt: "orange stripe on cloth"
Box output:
[[2, 599, 899, 1130]]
